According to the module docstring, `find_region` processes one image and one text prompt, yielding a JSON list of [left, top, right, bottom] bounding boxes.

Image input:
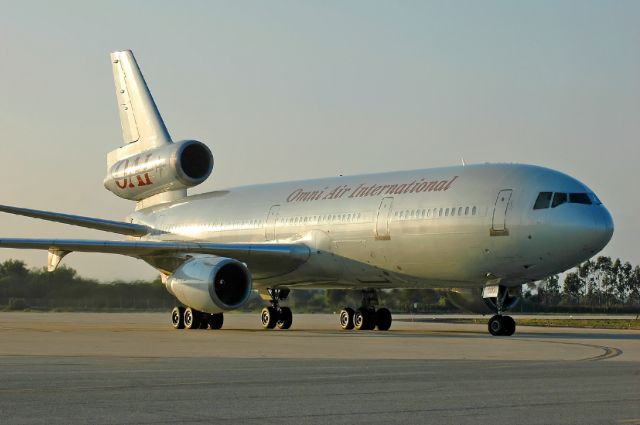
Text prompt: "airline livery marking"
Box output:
[[286, 176, 459, 203]]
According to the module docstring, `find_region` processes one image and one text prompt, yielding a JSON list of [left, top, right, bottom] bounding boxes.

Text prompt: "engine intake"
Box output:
[[166, 256, 252, 313], [104, 140, 213, 201]]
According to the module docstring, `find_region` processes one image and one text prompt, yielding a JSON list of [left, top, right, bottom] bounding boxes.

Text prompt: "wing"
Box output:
[[0, 204, 150, 236], [0, 238, 310, 279]]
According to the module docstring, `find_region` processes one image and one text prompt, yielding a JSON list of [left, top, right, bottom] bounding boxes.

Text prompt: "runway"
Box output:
[[1, 312, 639, 424]]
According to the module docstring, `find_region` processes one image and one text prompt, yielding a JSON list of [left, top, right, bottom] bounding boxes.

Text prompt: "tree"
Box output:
[[538, 274, 560, 306], [563, 272, 582, 305]]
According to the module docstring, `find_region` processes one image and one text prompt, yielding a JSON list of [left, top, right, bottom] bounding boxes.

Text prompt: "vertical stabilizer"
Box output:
[[111, 50, 172, 150]]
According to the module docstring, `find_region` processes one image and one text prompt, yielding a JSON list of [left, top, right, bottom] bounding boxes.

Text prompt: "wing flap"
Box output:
[[0, 238, 310, 278]]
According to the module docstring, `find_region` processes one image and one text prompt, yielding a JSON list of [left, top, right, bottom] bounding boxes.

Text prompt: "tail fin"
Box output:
[[110, 50, 172, 151]]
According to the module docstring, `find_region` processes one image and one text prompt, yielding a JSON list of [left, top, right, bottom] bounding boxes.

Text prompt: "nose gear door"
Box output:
[[491, 190, 512, 236]]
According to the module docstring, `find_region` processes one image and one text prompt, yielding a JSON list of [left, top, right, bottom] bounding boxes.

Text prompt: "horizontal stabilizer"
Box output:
[[0, 205, 150, 237]]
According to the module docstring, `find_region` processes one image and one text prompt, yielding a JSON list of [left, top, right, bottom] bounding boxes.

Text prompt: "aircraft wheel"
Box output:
[[502, 316, 516, 336], [171, 306, 185, 329], [276, 307, 293, 330], [208, 313, 224, 330], [199, 313, 209, 329], [184, 307, 200, 330], [354, 308, 375, 330], [340, 308, 355, 330], [261, 306, 278, 329], [488, 314, 505, 336], [375, 308, 392, 331]]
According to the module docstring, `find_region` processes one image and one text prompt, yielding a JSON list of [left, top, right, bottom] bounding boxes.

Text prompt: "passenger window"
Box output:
[[533, 192, 553, 210], [451, 208, 455, 216], [465, 206, 469, 215], [439, 208, 443, 217], [569, 193, 592, 205], [551, 193, 567, 208], [472, 206, 477, 215], [458, 207, 463, 216], [445, 208, 449, 217]]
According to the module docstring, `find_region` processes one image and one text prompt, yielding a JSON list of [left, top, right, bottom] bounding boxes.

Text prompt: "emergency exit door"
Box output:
[[375, 197, 394, 240], [265, 205, 280, 241], [491, 190, 512, 236]]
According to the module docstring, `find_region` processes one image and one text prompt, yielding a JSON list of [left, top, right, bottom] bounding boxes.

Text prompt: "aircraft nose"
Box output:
[[592, 206, 614, 252], [553, 206, 614, 256]]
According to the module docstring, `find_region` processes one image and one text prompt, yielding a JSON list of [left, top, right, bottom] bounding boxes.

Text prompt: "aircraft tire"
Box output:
[[261, 306, 278, 329], [375, 308, 392, 331], [199, 313, 209, 329], [488, 315, 505, 336], [184, 307, 200, 329], [208, 313, 224, 330], [171, 306, 185, 329], [276, 307, 293, 329], [354, 308, 375, 330], [502, 316, 516, 336], [340, 308, 355, 330]]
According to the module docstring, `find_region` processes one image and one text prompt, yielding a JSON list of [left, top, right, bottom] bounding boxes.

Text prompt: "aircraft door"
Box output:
[[265, 205, 280, 241], [491, 190, 512, 236], [375, 197, 394, 240]]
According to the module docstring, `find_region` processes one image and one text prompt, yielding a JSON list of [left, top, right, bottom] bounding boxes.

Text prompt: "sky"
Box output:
[[0, 1, 638, 281]]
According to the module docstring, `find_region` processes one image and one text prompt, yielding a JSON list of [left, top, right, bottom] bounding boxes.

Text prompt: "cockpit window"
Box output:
[[589, 193, 602, 205], [569, 193, 592, 205], [533, 192, 553, 210], [551, 192, 567, 208]]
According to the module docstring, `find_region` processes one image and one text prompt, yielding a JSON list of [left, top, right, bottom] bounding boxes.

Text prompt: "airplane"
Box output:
[[0, 50, 614, 336]]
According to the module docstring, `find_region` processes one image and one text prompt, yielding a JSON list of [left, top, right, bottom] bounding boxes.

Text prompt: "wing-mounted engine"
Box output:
[[104, 139, 213, 201], [166, 255, 252, 314]]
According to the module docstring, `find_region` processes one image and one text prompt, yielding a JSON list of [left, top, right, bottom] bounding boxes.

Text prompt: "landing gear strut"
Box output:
[[171, 306, 224, 330], [486, 285, 517, 336], [340, 289, 392, 331], [260, 288, 293, 330]]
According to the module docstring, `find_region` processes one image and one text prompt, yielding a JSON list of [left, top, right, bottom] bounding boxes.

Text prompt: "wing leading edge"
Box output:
[[0, 239, 311, 278], [0, 205, 151, 236]]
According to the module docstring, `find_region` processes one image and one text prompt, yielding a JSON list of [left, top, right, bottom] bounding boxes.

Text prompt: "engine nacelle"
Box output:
[[444, 287, 521, 315], [104, 140, 213, 201], [166, 256, 252, 314]]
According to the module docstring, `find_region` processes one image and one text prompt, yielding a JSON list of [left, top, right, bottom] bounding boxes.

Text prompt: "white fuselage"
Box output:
[[130, 163, 613, 291]]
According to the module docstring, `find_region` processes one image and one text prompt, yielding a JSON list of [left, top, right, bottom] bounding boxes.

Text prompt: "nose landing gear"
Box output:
[[485, 285, 517, 336], [488, 314, 516, 336]]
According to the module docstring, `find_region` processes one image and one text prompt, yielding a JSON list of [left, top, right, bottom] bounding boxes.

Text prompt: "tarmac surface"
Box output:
[[1, 312, 639, 424]]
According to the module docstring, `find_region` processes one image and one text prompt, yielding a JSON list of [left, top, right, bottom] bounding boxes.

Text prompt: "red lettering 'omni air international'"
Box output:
[[286, 176, 458, 203]]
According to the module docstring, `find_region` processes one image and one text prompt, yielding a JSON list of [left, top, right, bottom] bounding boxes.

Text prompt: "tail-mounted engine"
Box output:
[[166, 256, 253, 314], [104, 140, 213, 201]]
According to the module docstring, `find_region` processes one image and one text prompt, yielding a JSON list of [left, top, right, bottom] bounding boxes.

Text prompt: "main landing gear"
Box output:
[[339, 289, 392, 331], [486, 285, 517, 336], [171, 306, 224, 330], [260, 288, 293, 330]]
